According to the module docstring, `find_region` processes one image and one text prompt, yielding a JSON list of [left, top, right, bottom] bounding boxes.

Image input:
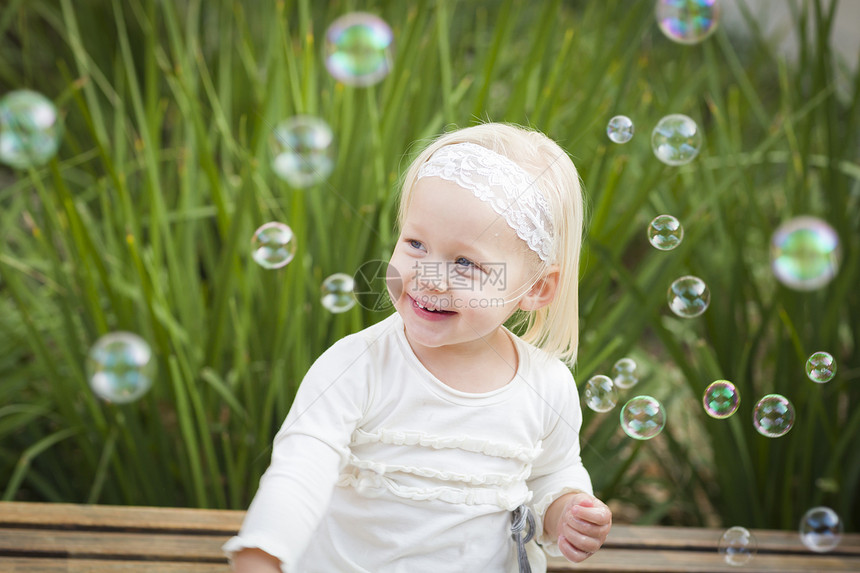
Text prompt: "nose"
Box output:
[[411, 260, 449, 293]]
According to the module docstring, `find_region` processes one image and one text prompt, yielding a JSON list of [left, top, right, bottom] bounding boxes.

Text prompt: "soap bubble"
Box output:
[[718, 526, 757, 566], [322, 273, 356, 313], [753, 394, 794, 438], [0, 89, 63, 169], [656, 0, 721, 45], [799, 506, 843, 553], [770, 216, 840, 291], [271, 115, 334, 188], [703, 380, 740, 419], [86, 332, 155, 404], [607, 115, 634, 144], [667, 275, 710, 318], [325, 13, 394, 87], [611, 358, 638, 390], [584, 375, 618, 413], [806, 351, 836, 383], [651, 114, 702, 165], [620, 396, 665, 440], [648, 214, 684, 251], [251, 222, 297, 269]]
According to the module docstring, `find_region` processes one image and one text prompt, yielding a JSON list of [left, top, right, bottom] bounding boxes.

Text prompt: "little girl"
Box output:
[[224, 123, 612, 572]]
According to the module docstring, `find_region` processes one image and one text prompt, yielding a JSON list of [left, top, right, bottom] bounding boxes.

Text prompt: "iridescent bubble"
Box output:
[[251, 222, 297, 269], [325, 12, 394, 87], [806, 351, 836, 384], [620, 396, 665, 440], [753, 394, 795, 438], [271, 115, 335, 188], [656, 0, 721, 45], [607, 115, 634, 144], [703, 380, 740, 419], [648, 214, 684, 251], [584, 375, 618, 413], [718, 526, 757, 566], [0, 89, 63, 169], [770, 216, 840, 291], [667, 275, 710, 318], [799, 506, 843, 553], [322, 273, 356, 313], [611, 358, 638, 390], [86, 332, 155, 404], [651, 114, 702, 166]]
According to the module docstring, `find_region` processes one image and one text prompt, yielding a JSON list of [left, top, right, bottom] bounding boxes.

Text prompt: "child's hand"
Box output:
[[553, 492, 612, 562]]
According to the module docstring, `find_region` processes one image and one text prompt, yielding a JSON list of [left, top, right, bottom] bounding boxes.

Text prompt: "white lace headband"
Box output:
[[416, 142, 555, 262]]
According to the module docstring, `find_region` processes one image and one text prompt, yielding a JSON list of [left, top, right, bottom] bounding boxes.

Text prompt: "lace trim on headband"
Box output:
[[417, 142, 555, 262]]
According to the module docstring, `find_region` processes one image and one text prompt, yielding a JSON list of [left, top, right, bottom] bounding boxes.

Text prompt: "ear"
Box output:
[[518, 265, 560, 311]]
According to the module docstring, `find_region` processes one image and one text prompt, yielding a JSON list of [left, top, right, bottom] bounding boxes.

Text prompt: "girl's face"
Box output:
[[387, 176, 540, 356]]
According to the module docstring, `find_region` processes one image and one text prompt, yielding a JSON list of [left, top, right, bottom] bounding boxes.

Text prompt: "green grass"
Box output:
[[0, 0, 857, 531]]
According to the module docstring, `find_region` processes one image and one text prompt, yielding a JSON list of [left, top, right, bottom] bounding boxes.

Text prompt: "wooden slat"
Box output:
[[0, 502, 243, 534], [547, 548, 860, 572], [0, 528, 228, 561], [0, 557, 230, 572]]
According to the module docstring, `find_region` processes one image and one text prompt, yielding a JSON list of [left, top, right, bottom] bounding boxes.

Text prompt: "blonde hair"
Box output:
[[397, 123, 585, 367]]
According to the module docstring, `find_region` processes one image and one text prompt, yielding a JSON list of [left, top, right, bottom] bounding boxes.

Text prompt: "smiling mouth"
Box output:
[[411, 296, 456, 315]]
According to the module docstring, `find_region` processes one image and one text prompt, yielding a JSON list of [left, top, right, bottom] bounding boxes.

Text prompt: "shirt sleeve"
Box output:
[[526, 362, 593, 557], [222, 333, 376, 571]]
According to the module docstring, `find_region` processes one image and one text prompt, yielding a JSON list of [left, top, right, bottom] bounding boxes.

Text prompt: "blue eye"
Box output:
[[408, 239, 424, 250], [454, 256, 476, 268]]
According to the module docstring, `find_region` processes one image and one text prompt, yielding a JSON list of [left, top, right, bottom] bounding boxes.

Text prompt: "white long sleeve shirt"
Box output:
[[223, 312, 592, 572]]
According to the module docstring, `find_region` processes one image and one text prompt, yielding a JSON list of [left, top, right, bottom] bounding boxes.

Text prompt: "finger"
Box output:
[[559, 527, 604, 555], [572, 503, 612, 526], [561, 517, 609, 541], [557, 535, 593, 563]]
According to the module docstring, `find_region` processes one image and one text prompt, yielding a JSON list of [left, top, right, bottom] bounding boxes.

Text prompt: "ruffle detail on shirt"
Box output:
[[337, 469, 532, 511], [347, 453, 532, 487], [222, 535, 291, 573], [352, 428, 542, 463]]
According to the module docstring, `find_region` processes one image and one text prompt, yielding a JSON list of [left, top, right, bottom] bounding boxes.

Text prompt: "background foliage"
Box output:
[[1, 0, 857, 532]]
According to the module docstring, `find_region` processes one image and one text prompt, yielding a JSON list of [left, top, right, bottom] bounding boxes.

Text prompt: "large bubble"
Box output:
[[770, 216, 840, 291], [251, 222, 297, 269], [584, 375, 618, 413], [86, 332, 155, 404], [271, 116, 335, 188], [620, 396, 666, 440], [648, 214, 684, 251], [799, 506, 843, 553], [325, 13, 394, 87], [667, 275, 710, 318], [753, 394, 795, 438], [718, 526, 757, 566], [656, 0, 721, 45], [0, 89, 63, 169], [703, 380, 740, 419], [322, 273, 356, 313], [806, 351, 836, 384], [607, 115, 634, 144], [651, 114, 702, 165]]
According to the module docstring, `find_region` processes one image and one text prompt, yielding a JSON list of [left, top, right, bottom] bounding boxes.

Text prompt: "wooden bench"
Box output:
[[1, 502, 858, 572]]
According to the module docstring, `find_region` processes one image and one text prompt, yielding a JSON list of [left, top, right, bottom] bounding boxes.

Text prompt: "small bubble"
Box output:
[[806, 351, 836, 383], [799, 507, 843, 553], [770, 216, 840, 291], [251, 222, 297, 269], [0, 90, 63, 168], [667, 275, 710, 318], [271, 115, 335, 188], [620, 396, 665, 440], [718, 526, 757, 566], [651, 114, 702, 165], [648, 214, 684, 251], [703, 380, 740, 419], [753, 394, 794, 438], [584, 375, 618, 413], [86, 332, 155, 404], [322, 273, 356, 313], [607, 115, 634, 144], [325, 13, 394, 87], [611, 358, 638, 390]]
